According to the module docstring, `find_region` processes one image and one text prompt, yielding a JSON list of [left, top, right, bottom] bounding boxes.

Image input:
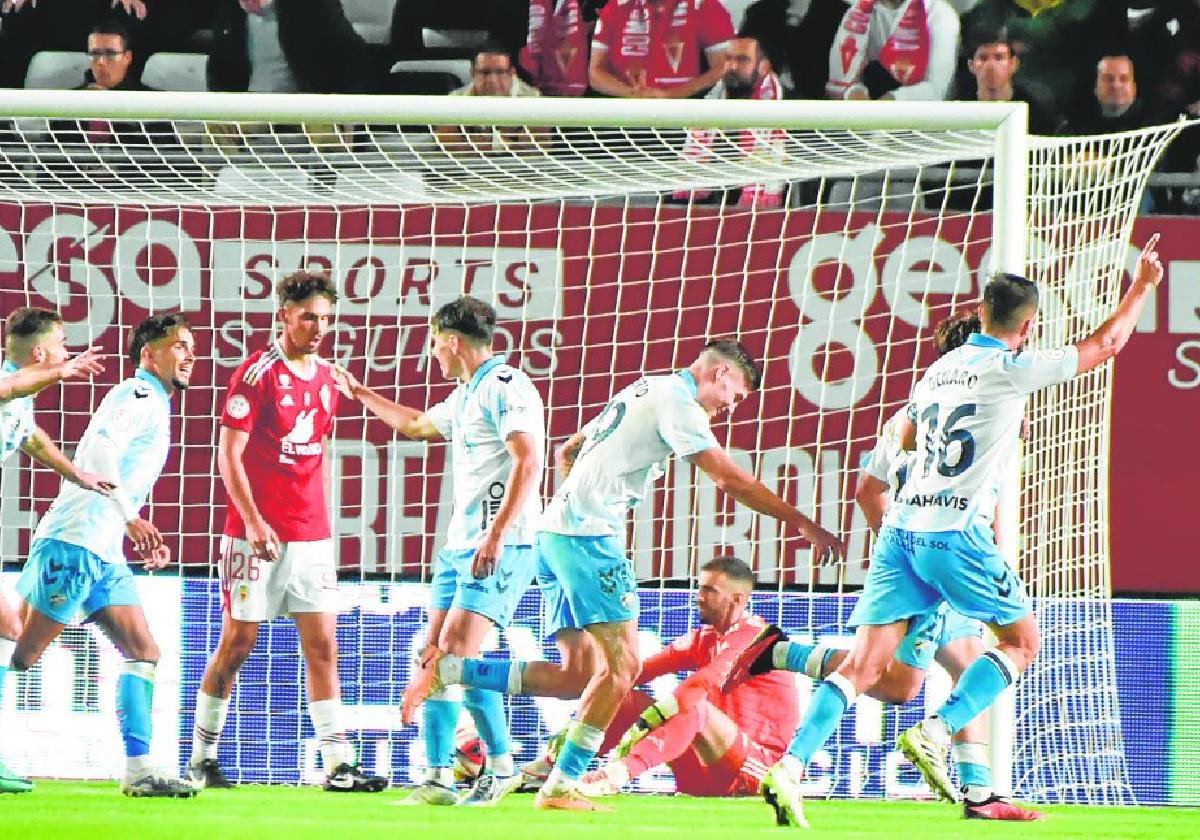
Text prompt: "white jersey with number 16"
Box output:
[[886, 333, 1078, 533]]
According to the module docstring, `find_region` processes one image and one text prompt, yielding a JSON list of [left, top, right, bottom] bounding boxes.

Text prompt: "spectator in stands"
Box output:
[[739, 0, 848, 99], [959, 29, 1054, 134], [827, 0, 960, 101], [49, 21, 177, 150], [679, 36, 787, 207], [520, 0, 596, 97], [1060, 55, 1159, 135], [208, 0, 373, 94], [588, 0, 734, 99], [0, 0, 152, 89], [957, 0, 1128, 114], [435, 43, 544, 155]]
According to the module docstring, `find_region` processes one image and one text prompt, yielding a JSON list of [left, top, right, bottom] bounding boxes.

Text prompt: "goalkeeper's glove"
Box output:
[[616, 695, 680, 758]]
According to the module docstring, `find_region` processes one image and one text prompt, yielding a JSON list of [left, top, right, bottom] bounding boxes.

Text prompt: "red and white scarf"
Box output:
[[826, 0, 931, 99]]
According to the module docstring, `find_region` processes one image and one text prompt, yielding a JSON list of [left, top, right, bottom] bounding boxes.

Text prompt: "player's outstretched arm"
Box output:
[[688, 446, 846, 564], [1075, 233, 1164, 374], [218, 426, 280, 560], [20, 426, 116, 495], [0, 346, 104, 403], [330, 365, 441, 440]]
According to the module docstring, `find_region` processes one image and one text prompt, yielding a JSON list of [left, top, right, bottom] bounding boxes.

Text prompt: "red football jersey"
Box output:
[[220, 345, 339, 542], [639, 614, 799, 754], [592, 0, 733, 92], [520, 0, 591, 96]]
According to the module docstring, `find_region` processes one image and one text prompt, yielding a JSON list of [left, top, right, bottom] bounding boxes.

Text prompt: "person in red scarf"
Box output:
[[826, 0, 960, 101], [520, 0, 595, 96], [677, 36, 787, 208], [589, 0, 734, 98]]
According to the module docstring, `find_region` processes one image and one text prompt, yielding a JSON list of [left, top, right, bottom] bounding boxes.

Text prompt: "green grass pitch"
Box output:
[[2, 782, 1197, 840]]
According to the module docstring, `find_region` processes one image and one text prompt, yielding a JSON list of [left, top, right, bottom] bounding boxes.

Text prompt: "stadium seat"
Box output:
[[141, 53, 210, 92], [422, 29, 489, 50], [343, 0, 397, 46], [389, 59, 472, 95], [23, 51, 89, 90]]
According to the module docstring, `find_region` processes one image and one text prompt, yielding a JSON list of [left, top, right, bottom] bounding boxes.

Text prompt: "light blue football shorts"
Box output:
[[16, 538, 140, 624], [536, 532, 639, 634], [429, 544, 536, 628], [849, 523, 1031, 631]]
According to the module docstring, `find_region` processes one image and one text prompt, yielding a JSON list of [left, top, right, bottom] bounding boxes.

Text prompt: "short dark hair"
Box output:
[[90, 20, 131, 52], [276, 270, 338, 308], [701, 555, 755, 587], [473, 41, 514, 69], [932, 308, 982, 357], [982, 273, 1039, 332], [969, 28, 1014, 59], [128, 313, 190, 366], [5, 307, 63, 349], [703, 338, 763, 391], [432, 296, 496, 345]]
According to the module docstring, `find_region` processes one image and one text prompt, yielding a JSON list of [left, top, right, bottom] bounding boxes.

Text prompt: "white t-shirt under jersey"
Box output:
[[886, 333, 1078, 533], [539, 370, 719, 538]]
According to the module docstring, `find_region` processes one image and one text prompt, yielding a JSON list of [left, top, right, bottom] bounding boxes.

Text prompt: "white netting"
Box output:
[[0, 93, 1178, 802]]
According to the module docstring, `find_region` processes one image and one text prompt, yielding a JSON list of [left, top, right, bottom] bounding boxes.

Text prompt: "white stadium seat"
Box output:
[[24, 51, 89, 90], [141, 53, 210, 92], [342, 0, 398, 45]]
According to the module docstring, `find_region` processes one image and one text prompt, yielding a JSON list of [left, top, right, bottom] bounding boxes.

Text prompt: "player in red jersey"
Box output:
[[183, 271, 385, 793], [589, 0, 734, 98], [570, 555, 798, 797]]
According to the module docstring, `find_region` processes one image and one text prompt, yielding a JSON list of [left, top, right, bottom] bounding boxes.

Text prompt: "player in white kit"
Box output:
[[403, 338, 845, 811], [761, 236, 1164, 828]]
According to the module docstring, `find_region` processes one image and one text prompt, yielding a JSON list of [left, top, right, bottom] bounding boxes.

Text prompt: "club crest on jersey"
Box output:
[[227, 394, 251, 420], [319, 384, 331, 413]]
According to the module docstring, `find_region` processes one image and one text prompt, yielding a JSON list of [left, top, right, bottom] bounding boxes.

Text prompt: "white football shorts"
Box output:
[[218, 536, 340, 621]]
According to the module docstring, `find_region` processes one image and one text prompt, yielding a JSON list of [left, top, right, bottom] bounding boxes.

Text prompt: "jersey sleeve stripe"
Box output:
[[242, 346, 281, 386]]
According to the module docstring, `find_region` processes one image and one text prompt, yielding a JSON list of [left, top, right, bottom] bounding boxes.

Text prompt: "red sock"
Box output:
[[598, 689, 655, 755], [624, 701, 708, 779]]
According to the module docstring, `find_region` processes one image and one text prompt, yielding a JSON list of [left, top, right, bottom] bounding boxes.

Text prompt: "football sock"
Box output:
[[598, 690, 655, 755], [117, 661, 155, 765], [191, 690, 231, 763], [953, 742, 991, 795], [624, 701, 705, 779], [309, 698, 354, 770], [548, 721, 604, 785], [786, 673, 857, 764], [423, 684, 462, 769], [936, 650, 1018, 735], [0, 637, 14, 707], [773, 640, 817, 673], [463, 687, 513, 769]]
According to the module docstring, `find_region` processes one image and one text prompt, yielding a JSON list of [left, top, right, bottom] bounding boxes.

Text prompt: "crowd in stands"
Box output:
[[1, 1, 1199, 210]]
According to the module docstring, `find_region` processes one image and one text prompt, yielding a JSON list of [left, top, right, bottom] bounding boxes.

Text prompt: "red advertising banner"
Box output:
[[0, 204, 1194, 593]]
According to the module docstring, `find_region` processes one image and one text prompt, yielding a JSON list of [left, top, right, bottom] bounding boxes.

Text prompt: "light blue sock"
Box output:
[[950, 744, 988, 792], [937, 651, 1018, 735], [555, 722, 604, 781], [116, 661, 155, 758], [463, 687, 511, 760], [786, 675, 856, 764], [781, 641, 817, 672], [461, 658, 513, 693], [423, 688, 462, 768]]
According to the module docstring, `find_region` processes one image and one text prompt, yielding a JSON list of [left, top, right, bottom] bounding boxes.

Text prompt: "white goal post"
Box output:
[[0, 89, 1180, 802]]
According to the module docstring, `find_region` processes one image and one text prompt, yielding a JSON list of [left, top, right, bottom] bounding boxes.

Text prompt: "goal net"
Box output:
[[0, 91, 1178, 803]]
